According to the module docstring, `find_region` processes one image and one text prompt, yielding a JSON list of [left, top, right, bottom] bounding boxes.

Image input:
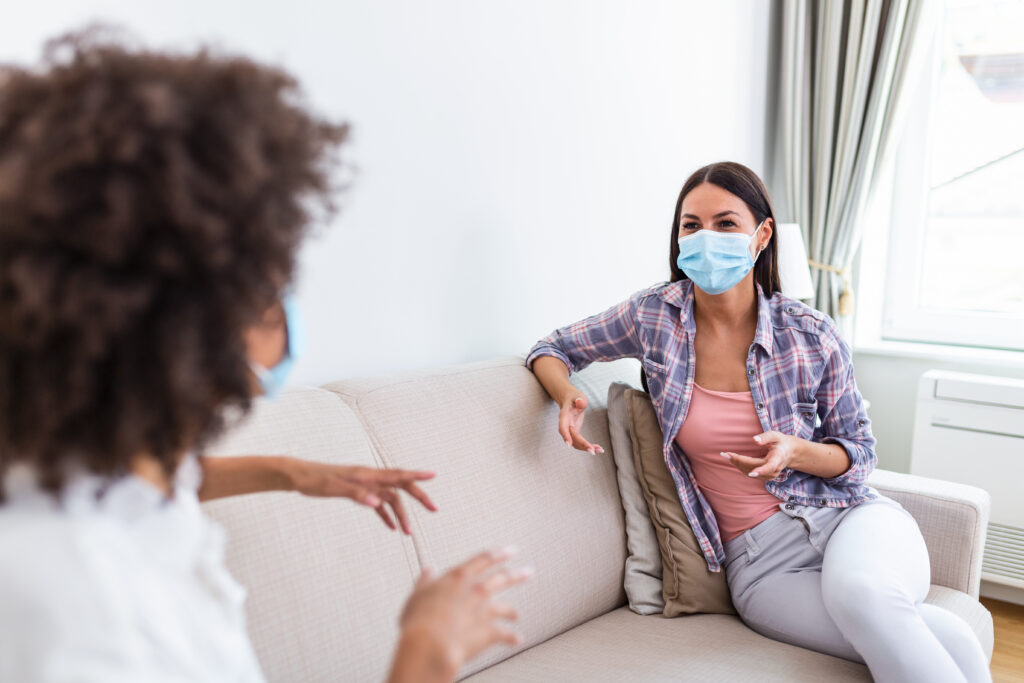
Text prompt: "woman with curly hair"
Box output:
[[0, 32, 527, 682]]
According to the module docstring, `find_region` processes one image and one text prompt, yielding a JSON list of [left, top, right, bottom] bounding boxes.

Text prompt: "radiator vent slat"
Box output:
[[982, 523, 1024, 584]]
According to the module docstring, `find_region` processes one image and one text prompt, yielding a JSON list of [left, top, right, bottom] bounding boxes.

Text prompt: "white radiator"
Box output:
[[910, 370, 1024, 592]]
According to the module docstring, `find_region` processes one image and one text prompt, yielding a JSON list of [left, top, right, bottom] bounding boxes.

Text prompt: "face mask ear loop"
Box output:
[[750, 219, 767, 264], [249, 360, 271, 389]]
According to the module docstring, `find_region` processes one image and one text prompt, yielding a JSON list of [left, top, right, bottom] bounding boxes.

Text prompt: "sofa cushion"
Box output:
[[462, 606, 871, 682], [463, 582, 993, 682], [202, 387, 419, 683], [605, 382, 664, 615], [624, 388, 735, 616], [324, 357, 640, 678]]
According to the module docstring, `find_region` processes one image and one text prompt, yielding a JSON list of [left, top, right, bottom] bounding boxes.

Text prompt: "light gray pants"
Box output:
[[723, 495, 991, 683]]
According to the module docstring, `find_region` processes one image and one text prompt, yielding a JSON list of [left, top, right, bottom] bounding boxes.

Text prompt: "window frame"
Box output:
[[880, 8, 1024, 353]]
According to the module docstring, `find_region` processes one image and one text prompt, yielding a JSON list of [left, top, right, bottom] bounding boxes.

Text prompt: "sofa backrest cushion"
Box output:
[[324, 357, 639, 678]]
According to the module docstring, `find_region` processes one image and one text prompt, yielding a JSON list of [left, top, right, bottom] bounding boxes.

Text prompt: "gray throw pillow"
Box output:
[[606, 382, 665, 615]]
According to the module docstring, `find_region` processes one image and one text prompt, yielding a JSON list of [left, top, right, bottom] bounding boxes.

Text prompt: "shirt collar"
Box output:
[[753, 284, 775, 357], [658, 279, 775, 357]]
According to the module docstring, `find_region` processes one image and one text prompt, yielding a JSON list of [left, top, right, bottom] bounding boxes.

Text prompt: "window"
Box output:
[[883, 0, 1024, 351]]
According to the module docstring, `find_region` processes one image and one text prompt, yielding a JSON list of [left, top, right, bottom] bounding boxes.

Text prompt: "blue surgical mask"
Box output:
[[249, 294, 304, 399], [676, 220, 766, 295]]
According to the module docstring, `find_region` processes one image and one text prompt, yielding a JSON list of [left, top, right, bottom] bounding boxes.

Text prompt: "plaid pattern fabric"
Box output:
[[526, 279, 877, 572]]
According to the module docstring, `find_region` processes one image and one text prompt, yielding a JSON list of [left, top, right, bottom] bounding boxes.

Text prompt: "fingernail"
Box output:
[[565, 440, 572, 448], [595, 446, 605, 454], [365, 494, 381, 506], [516, 566, 536, 579], [753, 436, 763, 443], [748, 472, 759, 478], [720, 452, 731, 458], [495, 545, 519, 559]]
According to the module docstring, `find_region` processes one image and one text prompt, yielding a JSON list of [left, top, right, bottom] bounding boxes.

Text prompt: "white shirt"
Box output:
[[0, 457, 265, 682]]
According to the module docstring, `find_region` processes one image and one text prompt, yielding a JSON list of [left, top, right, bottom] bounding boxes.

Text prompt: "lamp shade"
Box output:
[[776, 223, 815, 300]]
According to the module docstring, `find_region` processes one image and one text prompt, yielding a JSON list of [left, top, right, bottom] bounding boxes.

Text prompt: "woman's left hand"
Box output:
[[721, 431, 800, 481], [285, 459, 438, 534]]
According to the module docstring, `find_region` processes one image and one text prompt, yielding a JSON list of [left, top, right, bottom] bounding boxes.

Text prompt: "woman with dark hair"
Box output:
[[528, 162, 990, 682], [0, 33, 527, 682]]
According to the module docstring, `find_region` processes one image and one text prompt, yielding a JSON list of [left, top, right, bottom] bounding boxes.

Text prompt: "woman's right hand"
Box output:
[[388, 548, 534, 683], [530, 356, 604, 455], [558, 394, 604, 454]]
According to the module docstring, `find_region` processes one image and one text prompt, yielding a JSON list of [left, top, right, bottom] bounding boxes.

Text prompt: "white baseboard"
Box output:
[[981, 579, 1024, 607]]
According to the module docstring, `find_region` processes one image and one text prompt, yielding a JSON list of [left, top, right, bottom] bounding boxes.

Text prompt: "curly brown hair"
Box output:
[[0, 30, 348, 495]]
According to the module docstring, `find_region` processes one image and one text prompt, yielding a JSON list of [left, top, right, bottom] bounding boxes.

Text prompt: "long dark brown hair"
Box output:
[[668, 161, 781, 295]]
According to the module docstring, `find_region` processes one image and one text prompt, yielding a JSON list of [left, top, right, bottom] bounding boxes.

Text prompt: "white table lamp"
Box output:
[[776, 222, 815, 301]]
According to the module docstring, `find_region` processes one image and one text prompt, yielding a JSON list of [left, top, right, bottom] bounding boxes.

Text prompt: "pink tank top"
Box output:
[[674, 383, 781, 542]]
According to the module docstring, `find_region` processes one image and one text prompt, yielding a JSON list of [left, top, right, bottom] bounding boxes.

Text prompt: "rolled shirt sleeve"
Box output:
[[526, 294, 644, 374], [814, 328, 877, 487]]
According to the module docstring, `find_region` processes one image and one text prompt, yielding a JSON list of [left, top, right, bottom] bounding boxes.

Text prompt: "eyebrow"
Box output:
[[681, 211, 740, 220]]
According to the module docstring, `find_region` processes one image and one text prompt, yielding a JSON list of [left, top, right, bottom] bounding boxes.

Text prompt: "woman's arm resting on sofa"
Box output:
[[531, 356, 604, 454], [526, 293, 649, 455], [198, 456, 437, 534]]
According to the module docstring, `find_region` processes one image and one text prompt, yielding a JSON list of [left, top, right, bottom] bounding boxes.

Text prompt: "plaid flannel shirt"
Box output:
[[526, 279, 877, 572]]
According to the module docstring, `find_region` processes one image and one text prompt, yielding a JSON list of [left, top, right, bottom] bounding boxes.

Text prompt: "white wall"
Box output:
[[3, 1, 771, 385]]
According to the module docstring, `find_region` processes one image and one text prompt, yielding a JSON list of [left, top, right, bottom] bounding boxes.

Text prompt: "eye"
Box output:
[[682, 222, 700, 231], [718, 220, 736, 228]]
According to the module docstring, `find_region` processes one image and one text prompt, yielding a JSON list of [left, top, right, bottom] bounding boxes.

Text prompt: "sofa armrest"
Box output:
[[867, 469, 990, 598]]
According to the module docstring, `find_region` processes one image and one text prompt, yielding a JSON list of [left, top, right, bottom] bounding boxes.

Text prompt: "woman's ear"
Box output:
[[759, 217, 774, 252], [243, 301, 288, 370]]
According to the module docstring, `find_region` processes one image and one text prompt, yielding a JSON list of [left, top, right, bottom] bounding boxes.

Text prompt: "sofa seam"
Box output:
[[325, 391, 425, 581]]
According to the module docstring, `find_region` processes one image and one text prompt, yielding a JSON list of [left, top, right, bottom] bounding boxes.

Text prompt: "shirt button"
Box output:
[[785, 504, 795, 510], [820, 499, 827, 505], [747, 368, 755, 376], [756, 403, 765, 411], [788, 496, 796, 502], [786, 306, 795, 314], [858, 419, 867, 426]]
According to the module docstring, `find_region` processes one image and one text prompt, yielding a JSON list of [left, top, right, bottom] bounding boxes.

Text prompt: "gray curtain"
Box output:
[[770, 0, 940, 326]]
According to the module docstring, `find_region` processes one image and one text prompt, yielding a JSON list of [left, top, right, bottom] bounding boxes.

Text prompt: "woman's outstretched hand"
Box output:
[[388, 547, 534, 683], [286, 460, 438, 534], [558, 394, 604, 454]]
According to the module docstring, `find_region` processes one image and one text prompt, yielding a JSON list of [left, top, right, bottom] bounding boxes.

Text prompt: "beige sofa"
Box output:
[[204, 357, 994, 682]]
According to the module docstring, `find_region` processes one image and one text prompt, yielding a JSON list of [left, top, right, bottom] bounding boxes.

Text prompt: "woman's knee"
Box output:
[[919, 604, 988, 659]]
